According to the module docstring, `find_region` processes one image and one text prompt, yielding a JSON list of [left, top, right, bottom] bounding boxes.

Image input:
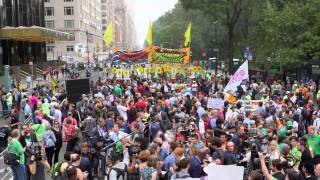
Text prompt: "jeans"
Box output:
[[11, 164, 27, 180]]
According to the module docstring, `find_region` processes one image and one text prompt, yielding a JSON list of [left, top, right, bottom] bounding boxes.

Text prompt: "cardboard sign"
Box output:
[[207, 98, 224, 110]]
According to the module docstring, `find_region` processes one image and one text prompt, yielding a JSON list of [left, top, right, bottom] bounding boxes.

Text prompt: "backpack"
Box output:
[[106, 164, 127, 180], [44, 132, 55, 148], [4, 142, 20, 166], [51, 161, 64, 180], [175, 173, 190, 179], [4, 152, 19, 166]]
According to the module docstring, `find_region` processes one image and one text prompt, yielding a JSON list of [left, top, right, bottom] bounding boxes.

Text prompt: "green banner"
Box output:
[[151, 53, 184, 63]]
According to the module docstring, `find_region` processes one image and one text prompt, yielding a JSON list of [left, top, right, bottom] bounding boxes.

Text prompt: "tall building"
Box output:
[[101, 0, 115, 52], [115, 0, 137, 50], [0, 0, 47, 65], [44, 0, 103, 61]]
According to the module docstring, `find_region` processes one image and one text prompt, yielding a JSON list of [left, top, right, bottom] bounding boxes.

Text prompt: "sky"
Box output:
[[132, 0, 178, 47]]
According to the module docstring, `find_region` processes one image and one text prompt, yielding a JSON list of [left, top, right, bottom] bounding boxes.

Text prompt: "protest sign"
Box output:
[[207, 165, 244, 180], [243, 100, 263, 112], [207, 98, 224, 110]]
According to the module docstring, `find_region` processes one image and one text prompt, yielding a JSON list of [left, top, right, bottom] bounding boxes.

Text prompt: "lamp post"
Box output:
[[213, 21, 219, 71], [86, 30, 89, 65]]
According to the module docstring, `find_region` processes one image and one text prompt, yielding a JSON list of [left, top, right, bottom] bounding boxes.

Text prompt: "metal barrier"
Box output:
[[0, 148, 13, 180]]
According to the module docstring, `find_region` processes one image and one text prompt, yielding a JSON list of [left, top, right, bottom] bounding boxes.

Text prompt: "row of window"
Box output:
[[45, 0, 73, 2], [45, 7, 74, 16], [45, 20, 74, 29], [47, 46, 74, 52]]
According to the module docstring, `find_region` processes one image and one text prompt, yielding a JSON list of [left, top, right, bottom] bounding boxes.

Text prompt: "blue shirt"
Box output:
[[24, 104, 32, 116], [197, 106, 206, 119], [189, 155, 202, 178], [210, 117, 216, 129], [163, 153, 175, 171]]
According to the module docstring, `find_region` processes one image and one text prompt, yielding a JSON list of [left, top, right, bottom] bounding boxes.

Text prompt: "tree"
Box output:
[[180, 0, 250, 73], [152, 3, 215, 61]]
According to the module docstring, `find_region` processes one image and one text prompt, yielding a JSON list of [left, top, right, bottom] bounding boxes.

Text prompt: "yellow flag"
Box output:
[[146, 21, 152, 45], [51, 76, 58, 88], [184, 22, 192, 47], [104, 22, 113, 45]]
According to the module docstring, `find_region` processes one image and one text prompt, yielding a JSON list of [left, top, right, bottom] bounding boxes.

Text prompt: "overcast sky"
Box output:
[[132, 0, 178, 47]]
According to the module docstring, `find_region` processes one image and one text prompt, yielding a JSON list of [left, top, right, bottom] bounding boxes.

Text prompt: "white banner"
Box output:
[[223, 60, 249, 93]]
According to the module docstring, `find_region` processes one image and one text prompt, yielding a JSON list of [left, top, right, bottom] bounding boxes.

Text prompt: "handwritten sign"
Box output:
[[207, 98, 225, 110]]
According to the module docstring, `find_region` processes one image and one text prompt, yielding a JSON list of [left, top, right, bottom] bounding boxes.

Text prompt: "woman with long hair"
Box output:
[[140, 155, 159, 180], [52, 119, 63, 164]]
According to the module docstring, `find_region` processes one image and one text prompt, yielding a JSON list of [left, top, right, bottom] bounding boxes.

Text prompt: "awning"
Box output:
[[0, 26, 74, 42]]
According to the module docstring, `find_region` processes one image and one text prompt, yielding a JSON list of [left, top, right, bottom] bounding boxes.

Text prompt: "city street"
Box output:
[[1, 0, 320, 180]]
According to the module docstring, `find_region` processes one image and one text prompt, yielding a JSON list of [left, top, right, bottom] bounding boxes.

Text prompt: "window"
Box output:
[[64, 20, 74, 28], [64, 6, 74, 15], [45, 20, 54, 29], [66, 46, 74, 52], [64, 0, 73, 2], [47, 46, 54, 52], [45, 7, 54, 16]]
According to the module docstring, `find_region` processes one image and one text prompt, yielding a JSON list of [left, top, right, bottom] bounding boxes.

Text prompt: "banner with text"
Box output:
[[223, 60, 249, 93]]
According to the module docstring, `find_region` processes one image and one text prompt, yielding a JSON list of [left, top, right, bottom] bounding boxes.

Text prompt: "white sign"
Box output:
[[223, 60, 249, 93], [243, 100, 263, 112], [207, 98, 224, 110], [207, 165, 244, 180]]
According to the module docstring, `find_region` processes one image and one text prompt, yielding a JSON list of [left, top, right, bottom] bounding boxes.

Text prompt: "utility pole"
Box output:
[[213, 20, 219, 71], [86, 30, 89, 65]]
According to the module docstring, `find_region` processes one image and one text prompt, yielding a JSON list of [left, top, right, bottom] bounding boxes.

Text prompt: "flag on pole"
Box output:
[[146, 21, 153, 45], [184, 22, 192, 47], [223, 60, 249, 93], [104, 22, 113, 45]]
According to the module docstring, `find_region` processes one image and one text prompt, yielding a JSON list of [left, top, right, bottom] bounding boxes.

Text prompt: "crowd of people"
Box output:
[[1, 65, 320, 180]]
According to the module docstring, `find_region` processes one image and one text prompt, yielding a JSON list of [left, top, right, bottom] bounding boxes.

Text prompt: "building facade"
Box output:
[[0, 0, 46, 65], [45, 0, 103, 61], [115, 0, 137, 50]]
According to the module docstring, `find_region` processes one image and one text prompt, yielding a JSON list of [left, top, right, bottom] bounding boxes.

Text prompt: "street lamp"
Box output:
[[86, 30, 89, 65]]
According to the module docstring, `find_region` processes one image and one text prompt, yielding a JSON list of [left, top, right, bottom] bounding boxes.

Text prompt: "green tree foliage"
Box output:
[[152, 3, 216, 61], [180, 0, 251, 72], [153, 0, 320, 73]]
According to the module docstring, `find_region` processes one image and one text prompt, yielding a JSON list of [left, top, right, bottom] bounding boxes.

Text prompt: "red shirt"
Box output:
[[134, 100, 147, 111]]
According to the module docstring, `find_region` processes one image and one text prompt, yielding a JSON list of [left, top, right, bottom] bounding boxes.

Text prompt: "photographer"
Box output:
[[106, 140, 129, 180], [27, 143, 51, 180], [258, 152, 285, 180]]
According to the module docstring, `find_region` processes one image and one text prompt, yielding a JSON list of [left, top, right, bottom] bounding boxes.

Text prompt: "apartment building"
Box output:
[[44, 0, 102, 61]]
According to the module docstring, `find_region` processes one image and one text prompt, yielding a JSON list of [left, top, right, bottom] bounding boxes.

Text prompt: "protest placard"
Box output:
[[207, 98, 224, 110]]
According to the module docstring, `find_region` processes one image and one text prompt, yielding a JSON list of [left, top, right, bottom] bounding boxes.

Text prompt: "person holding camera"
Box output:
[[27, 143, 51, 180], [259, 152, 285, 180], [106, 140, 129, 180]]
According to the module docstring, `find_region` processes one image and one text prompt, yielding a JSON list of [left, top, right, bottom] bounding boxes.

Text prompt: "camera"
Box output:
[[27, 142, 42, 160], [129, 146, 141, 156]]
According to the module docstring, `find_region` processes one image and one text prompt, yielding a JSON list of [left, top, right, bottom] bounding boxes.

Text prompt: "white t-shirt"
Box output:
[[117, 105, 128, 121]]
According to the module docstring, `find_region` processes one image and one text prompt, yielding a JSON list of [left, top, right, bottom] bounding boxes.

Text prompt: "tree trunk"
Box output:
[[228, 24, 235, 74]]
